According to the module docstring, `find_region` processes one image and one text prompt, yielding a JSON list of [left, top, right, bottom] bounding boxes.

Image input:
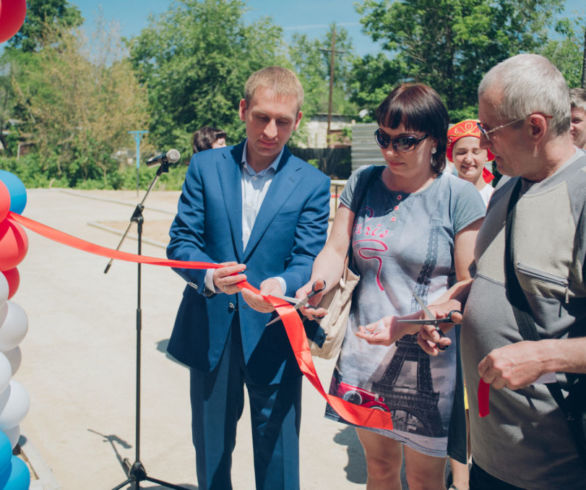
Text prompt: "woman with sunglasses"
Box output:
[[297, 83, 485, 489]]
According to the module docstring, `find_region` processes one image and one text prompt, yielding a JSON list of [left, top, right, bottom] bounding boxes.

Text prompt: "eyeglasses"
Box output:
[[476, 118, 525, 141], [374, 129, 428, 152], [477, 113, 552, 141]]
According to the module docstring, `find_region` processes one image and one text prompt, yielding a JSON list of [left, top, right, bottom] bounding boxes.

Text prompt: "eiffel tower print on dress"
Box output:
[[371, 334, 444, 437]]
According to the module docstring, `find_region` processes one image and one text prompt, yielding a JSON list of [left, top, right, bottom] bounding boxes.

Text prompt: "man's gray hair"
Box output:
[[570, 87, 586, 112], [478, 54, 570, 135]]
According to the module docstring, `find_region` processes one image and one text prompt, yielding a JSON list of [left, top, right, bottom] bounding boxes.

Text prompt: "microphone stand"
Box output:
[[105, 161, 188, 490]]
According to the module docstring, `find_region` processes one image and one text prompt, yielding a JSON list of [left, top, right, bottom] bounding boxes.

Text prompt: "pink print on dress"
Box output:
[[353, 206, 374, 235], [355, 238, 388, 291]]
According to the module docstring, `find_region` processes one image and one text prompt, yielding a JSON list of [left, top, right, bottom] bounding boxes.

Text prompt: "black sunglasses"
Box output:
[[374, 128, 428, 152]]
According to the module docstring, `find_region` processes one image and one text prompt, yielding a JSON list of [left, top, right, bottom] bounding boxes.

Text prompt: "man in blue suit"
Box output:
[[167, 66, 331, 490]]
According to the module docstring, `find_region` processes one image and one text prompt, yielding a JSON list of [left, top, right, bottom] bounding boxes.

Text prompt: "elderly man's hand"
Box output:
[[416, 304, 461, 355], [478, 341, 548, 390]]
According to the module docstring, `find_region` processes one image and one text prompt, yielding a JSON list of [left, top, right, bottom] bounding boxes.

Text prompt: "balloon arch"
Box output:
[[0, 1, 35, 488]]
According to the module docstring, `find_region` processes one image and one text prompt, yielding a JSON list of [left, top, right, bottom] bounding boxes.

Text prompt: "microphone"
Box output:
[[146, 149, 181, 167]]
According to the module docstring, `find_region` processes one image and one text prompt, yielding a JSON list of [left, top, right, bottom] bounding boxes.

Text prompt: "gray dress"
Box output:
[[326, 165, 485, 458]]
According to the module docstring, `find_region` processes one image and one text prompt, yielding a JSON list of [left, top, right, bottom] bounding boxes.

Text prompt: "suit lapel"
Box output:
[[217, 143, 245, 261], [243, 148, 302, 261]]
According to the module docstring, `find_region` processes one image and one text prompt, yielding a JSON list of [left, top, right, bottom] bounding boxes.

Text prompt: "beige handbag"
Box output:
[[308, 165, 382, 359], [309, 257, 359, 359]]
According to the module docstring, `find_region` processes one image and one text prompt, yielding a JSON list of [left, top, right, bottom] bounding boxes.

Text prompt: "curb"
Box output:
[[19, 435, 60, 489]]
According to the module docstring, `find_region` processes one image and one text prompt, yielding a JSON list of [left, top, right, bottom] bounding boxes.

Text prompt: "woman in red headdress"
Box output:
[[447, 120, 495, 207]]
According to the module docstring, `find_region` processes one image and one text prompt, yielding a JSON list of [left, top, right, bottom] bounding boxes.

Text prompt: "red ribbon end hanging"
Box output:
[[478, 380, 490, 417]]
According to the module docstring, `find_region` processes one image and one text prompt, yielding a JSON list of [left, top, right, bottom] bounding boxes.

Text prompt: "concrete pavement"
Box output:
[[13, 188, 368, 489]]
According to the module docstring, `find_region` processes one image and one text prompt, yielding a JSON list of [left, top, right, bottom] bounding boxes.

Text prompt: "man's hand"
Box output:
[[213, 262, 247, 295], [478, 341, 548, 390], [241, 277, 283, 313]]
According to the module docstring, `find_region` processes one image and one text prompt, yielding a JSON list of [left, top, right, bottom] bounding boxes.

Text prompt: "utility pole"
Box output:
[[320, 24, 347, 148], [327, 26, 336, 144]]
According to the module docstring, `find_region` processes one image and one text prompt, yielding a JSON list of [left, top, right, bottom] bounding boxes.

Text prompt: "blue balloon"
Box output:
[[0, 172, 26, 215], [3, 456, 30, 489], [0, 431, 11, 476]]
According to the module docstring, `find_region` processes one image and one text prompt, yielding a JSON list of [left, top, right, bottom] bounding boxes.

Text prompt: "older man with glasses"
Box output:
[[416, 54, 586, 489]]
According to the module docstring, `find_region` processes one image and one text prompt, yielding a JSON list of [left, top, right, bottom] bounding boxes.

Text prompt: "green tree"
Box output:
[[128, 0, 286, 153], [289, 33, 329, 116], [349, 53, 404, 120], [353, 0, 565, 119], [289, 24, 357, 118], [0, 70, 17, 154], [539, 17, 585, 88], [0, 0, 84, 156], [7, 25, 149, 186], [7, 0, 83, 52]]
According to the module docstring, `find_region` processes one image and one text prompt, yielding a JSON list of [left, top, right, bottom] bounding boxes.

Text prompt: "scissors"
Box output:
[[265, 280, 326, 326], [397, 291, 460, 350]]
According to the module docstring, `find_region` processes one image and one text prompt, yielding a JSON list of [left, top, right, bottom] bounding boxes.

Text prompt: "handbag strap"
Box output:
[[348, 166, 384, 266], [504, 178, 569, 411]]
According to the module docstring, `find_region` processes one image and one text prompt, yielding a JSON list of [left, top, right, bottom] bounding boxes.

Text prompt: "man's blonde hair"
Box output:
[[244, 66, 304, 112]]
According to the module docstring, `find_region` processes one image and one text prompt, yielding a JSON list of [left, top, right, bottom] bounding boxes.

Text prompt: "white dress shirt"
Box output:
[[204, 141, 286, 294]]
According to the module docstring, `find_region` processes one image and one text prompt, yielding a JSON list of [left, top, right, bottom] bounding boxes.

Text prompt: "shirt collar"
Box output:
[[241, 140, 283, 176]]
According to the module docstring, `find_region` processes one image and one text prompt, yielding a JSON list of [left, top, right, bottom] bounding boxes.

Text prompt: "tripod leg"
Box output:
[[145, 475, 191, 489], [112, 478, 132, 490]]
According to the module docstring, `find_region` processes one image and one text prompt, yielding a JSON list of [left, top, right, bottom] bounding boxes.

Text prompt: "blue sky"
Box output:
[[3, 0, 585, 57], [69, 0, 378, 55], [68, 0, 585, 57]]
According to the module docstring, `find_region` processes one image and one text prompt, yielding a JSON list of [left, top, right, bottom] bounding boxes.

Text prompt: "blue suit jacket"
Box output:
[[167, 142, 330, 384]]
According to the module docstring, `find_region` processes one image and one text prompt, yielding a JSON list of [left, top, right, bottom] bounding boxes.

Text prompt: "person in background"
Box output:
[[570, 87, 586, 150], [298, 83, 485, 490], [447, 120, 495, 207], [167, 66, 330, 490], [192, 126, 227, 154]]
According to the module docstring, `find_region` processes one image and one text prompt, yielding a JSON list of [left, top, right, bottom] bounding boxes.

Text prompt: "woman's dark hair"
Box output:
[[192, 126, 227, 153], [375, 83, 449, 173]]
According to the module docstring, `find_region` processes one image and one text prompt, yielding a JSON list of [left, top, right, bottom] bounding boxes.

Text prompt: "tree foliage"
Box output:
[[6, 25, 149, 186], [7, 0, 83, 52], [0, 0, 583, 189], [289, 24, 357, 118], [353, 0, 566, 120], [539, 17, 585, 88], [128, 0, 286, 154]]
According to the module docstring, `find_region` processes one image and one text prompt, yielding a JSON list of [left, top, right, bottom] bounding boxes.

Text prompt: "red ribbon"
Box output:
[[8, 211, 394, 431], [478, 380, 490, 417], [482, 167, 495, 184], [8, 212, 220, 270]]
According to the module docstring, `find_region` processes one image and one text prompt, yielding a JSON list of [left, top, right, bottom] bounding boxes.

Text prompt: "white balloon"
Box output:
[[2, 348, 21, 376], [0, 381, 29, 431], [0, 303, 6, 329], [0, 386, 9, 412], [3, 425, 20, 449], [0, 355, 11, 394], [0, 274, 8, 305], [0, 302, 27, 351]]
